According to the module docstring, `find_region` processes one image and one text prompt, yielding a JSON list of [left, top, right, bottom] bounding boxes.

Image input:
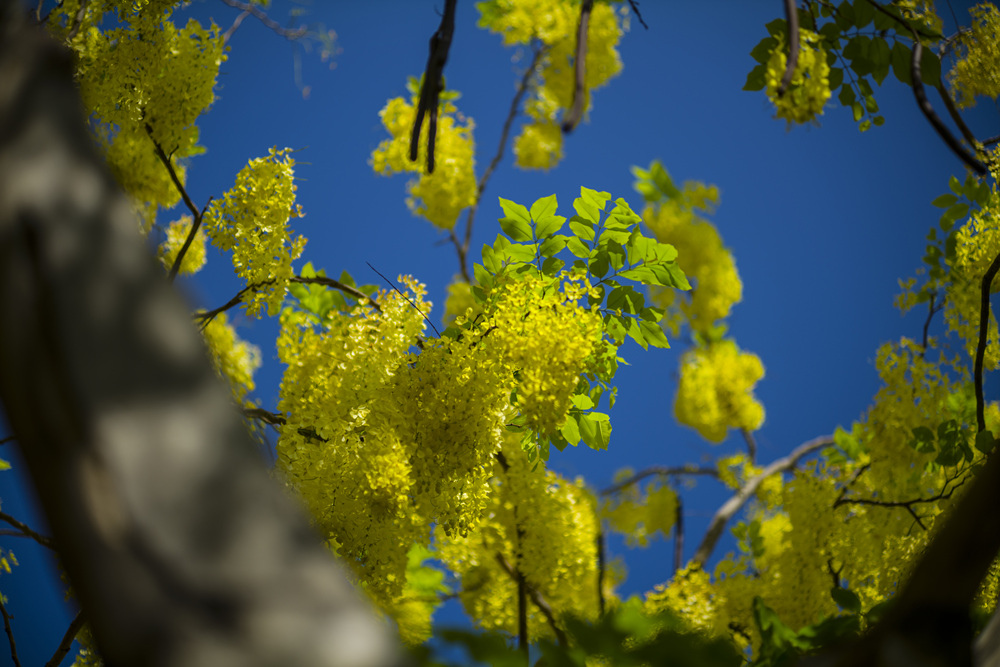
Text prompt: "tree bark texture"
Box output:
[[0, 4, 405, 666]]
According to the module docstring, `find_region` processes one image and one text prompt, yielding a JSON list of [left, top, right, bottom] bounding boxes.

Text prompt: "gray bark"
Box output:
[[0, 4, 405, 666]]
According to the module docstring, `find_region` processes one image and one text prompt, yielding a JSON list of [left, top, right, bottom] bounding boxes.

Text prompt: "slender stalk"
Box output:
[[562, 0, 593, 133], [777, 0, 800, 97], [975, 251, 1000, 432], [600, 464, 719, 496], [0, 596, 19, 667]]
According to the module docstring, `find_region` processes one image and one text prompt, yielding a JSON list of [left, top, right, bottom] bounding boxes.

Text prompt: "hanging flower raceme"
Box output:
[[674, 340, 765, 443], [948, 3, 1000, 108], [371, 90, 478, 229], [765, 28, 831, 125]]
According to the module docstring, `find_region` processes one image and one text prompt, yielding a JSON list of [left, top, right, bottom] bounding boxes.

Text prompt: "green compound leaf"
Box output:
[[497, 197, 533, 241]]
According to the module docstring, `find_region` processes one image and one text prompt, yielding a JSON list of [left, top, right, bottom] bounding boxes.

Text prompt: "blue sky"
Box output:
[[2, 1, 998, 664]]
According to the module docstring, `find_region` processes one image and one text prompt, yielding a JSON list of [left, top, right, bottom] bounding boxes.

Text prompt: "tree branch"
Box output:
[[410, 0, 457, 174], [834, 470, 973, 532], [44, 610, 85, 667], [975, 250, 1000, 432], [218, 0, 308, 42], [691, 435, 832, 568], [777, 0, 800, 97], [673, 491, 684, 577], [0, 511, 55, 549], [600, 464, 719, 496], [454, 45, 545, 283], [742, 428, 758, 464], [937, 83, 981, 149], [0, 595, 19, 667], [144, 123, 207, 282], [495, 553, 568, 649], [625, 0, 648, 30], [0, 9, 404, 665], [243, 408, 328, 443], [908, 34, 987, 175], [596, 527, 606, 617], [562, 0, 592, 133]]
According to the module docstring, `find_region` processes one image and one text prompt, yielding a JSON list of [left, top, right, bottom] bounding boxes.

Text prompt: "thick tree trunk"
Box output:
[[0, 4, 404, 666]]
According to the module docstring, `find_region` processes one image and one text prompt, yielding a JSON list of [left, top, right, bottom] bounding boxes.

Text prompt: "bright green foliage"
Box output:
[[205, 148, 307, 317], [23, 2, 1000, 666], [371, 86, 478, 229], [477, 0, 626, 169], [948, 3, 1000, 108]]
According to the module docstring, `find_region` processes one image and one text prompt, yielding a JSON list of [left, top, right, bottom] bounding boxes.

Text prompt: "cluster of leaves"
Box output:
[[745, 1, 944, 130], [467, 187, 689, 457]]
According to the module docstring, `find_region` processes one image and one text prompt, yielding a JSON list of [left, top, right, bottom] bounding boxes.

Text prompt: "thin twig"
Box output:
[[862, 0, 940, 40], [777, 0, 800, 97], [0, 596, 20, 667], [600, 464, 719, 496], [920, 291, 944, 356], [0, 512, 55, 550], [218, 0, 308, 41], [222, 10, 251, 44], [691, 435, 832, 567], [909, 34, 987, 175], [626, 0, 648, 29], [562, 0, 593, 133], [496, 553, 568, 649], [741, 428, 758, 464], [0, 436, 13, 445], [242, 408, 327, 442], [291, 276, 379, 311], [834, 469, 972, 531], [454, 46, 546, 283], [192, 285, 253, 327], [35, 0, 43, 22], [984, 134, 1000, 147], [44, 611, 84, 667], [673, 491, 684, 576], [144, 124, 206, 281], [410, 0, 457, 174], [975, 251, 1000, 432], [366, 262, 440, 336]]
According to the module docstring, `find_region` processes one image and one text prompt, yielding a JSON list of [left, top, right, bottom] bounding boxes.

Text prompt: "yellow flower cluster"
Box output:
[[57, 2, 226, 228], [644, 565, 725, 637], [371, 95, 477, 229], [946, 188, 1000, 370], [674, 341, 765, 444], [205, 148, 307, 317], [437, 437, 601, 638], [276, 279, 508, 609], [442, 277, 480, 326], [513, 120, 563, 170], [485, 273, 603, 435], [765, 28, 831, 125], [602, 481, 677, 547], [478, 0, 625, 169], [201, 313, 261, 404], [642, 184, 742, 336], [157, 215, 207, 276], [948, 3, 1000, 108]]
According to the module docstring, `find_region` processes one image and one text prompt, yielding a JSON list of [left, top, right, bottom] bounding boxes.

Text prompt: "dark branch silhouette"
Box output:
[[410, 0, 457, 174], [562, 0, 593, 133]]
